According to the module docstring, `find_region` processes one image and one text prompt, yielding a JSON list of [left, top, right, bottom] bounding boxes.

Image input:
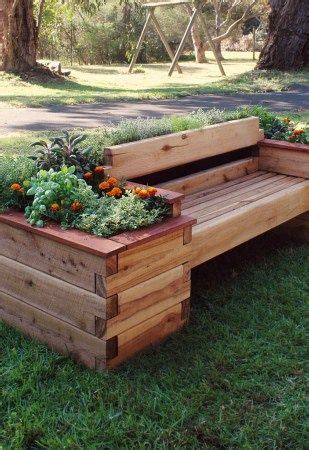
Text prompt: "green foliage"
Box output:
[[30, 130, 96, 176], [24, 166, 168, 236], [0, 236, 307, 448], [75, 191, 169, 238], [0, 156, 36, 212]]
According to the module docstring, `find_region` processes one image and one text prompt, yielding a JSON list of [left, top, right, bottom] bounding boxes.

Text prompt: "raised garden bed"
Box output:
[[1, 117, 308, 370]]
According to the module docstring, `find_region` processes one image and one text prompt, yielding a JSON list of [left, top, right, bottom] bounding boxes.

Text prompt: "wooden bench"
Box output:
[[105, 117, 309, 269]]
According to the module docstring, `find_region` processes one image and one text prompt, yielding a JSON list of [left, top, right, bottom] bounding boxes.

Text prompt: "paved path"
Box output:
[[1, 84, 308, 134]]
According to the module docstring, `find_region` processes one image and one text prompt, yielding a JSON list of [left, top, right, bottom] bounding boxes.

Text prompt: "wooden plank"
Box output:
[[0, 211, 125, 258], [0, 291, 106, 369], [110, 215, 196, 250], [0, 222, 109, 292], [183, 173, 288, 215], [105, 265, 190, 339], [105, 118, 260, 179], [106, 230, 191, 296], [0, 256, 106, 334], [157, 157, 259, 195], [195, 177, 305, 224], [181, 171, 268, 205], [190, 181, 309, 268], [107, 303, 186, 368], [259, 147, 309, 178], [259, 139, 309, 153]]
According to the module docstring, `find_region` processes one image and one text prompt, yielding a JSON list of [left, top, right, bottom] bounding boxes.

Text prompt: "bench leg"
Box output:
[[271, 212, 309, 242]]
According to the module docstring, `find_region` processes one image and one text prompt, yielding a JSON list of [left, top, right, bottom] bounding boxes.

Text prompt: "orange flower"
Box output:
[[133, 187, 142, 194], [98, 181, 110, 190], [10, 183, 22, 191], [293, 129, 304, 136], [282, 117, 291, 124], [71, 201, 83, 212], [138, 189, 149, 199], [147, 187, 157, 197], [94, 166, 105, 175], [50, 203, 61, 212], [83, 171, 93, 180], [107, 177, 118, 187], [107, 187, 122, 198]]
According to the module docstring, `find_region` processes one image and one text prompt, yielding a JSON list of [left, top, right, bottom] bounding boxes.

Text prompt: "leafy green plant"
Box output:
[[25, 166, 98, 228], [0, 155, 36, 212], [30, 131, 97, 176]]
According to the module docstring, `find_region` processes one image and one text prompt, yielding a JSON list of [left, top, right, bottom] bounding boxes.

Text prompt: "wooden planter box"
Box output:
[[0, 187, 195, 370]]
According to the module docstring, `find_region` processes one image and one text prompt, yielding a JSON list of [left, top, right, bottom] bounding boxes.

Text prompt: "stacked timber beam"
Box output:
[[0, 188, 196, 370]]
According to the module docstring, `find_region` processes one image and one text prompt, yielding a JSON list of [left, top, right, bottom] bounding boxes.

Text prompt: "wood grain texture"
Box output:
[[190, 180, 309, 268], [157, 157, 259, 195], [259, 147, 309, 178], [107, 303, 186, 368], [0, 256, 106, 334], [0, 291, 106, 368], [105, 265, 190, 339], [259, 139, 309, 153], [0, 211, 125, 257], [105, 118, 260, 179], [106, 231, 191, 296], [0, 222, 107, 291]]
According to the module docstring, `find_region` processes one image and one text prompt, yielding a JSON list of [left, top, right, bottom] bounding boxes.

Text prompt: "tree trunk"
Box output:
[[257, 0, 309, 70], [3, 0, 37, 72], [190, 22, 207, 63]]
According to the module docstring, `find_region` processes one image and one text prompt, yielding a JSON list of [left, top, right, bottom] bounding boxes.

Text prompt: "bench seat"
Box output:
[[184, 171, 309, 268]]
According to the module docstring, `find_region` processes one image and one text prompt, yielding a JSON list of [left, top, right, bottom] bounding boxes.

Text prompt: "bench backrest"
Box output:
[[104, 117, 261, 180]]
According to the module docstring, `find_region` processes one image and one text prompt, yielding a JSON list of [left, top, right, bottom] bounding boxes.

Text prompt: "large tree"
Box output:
[[3, 0, 37, 72], [2, 0, 97, 73], [257, 0, 309, 70]]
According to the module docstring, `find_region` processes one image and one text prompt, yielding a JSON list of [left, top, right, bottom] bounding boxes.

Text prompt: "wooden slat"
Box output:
[[259, 147, 309, 178], [183, 173, 285, 215], [190, 181, 309, 268], [259, 139, 309, 153], [107, 303, 186, 368], [105, 118, 260, 179], [110, 215, 196, 250], [0, 222, 109, 291], [105, 265, 190, 339], [182, 172, 276, 209], [0, 291, 106, 369], [0, 256, 106, 334], [195, 177, 305, 224], [106, 230, 191, 296], [157, 157, 259, 195]]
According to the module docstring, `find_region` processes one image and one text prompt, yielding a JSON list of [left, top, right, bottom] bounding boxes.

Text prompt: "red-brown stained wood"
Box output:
[[258, 139, 309, 153], [109, 215, 196, 250], [0, 211, 125, 257]]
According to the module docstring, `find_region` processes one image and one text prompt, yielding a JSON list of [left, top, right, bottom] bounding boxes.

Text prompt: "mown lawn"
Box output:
[[0, 51, 308, 108], [0, 233, 308, 448]]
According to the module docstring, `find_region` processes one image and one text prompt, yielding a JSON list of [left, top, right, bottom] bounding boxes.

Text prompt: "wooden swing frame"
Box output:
[[128, 0, 226, 77]]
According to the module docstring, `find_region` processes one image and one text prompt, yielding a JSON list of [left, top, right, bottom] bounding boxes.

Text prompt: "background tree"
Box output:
[[257, 0, 309, 70]]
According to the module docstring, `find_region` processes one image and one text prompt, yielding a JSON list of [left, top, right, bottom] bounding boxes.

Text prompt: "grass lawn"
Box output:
[[0, 233, 307, 448], [0, 51, 308, 108]]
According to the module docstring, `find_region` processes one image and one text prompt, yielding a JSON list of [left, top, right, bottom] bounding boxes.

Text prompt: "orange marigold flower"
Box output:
[[147, 187, 157, 197], [138, 189, 150, 199], [98, 181, 110, 190], [10, 183, 22, 191], [134, 187, 142, 194], [94, 166, 105, 175], [50, 203, 61, 212], [282, 117, 291, 124], [293, 129, 304, 136], [83, 171, 93, 180], [107, 177, 118, 186], [107, 187, 122, 198], [71, 201, 83, 212]]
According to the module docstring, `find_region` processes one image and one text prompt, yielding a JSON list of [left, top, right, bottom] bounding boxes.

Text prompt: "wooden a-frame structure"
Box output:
[[128, 0, 226, 77]]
